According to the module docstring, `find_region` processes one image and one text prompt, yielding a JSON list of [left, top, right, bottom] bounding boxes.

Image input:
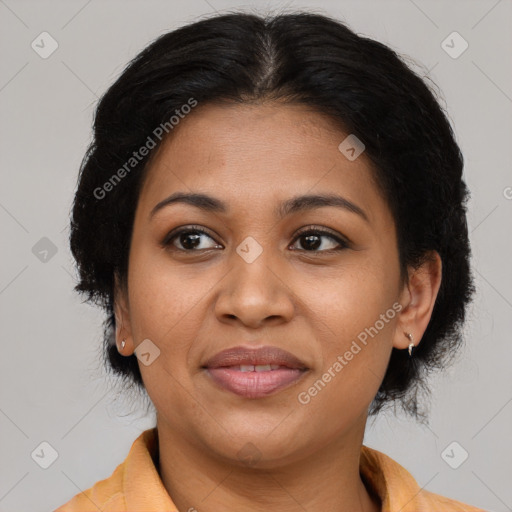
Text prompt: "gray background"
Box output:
[[0, 0, 511, 511]]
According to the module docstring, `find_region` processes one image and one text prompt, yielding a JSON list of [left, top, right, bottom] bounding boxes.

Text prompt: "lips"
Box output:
[[203, 346, 307, 370], [202, 346, 308, 399]]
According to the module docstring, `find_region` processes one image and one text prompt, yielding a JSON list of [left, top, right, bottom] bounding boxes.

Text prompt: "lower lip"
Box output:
[[205, 367, 306, 398]]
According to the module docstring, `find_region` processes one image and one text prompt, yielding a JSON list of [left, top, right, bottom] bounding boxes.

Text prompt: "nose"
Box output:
[[214, 250, 295, 329]]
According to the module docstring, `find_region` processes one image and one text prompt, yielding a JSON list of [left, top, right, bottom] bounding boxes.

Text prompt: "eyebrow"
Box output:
[[150, 192, 369, 222]]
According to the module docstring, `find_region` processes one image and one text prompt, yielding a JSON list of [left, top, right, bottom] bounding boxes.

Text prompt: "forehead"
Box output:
[[137, 101, 386, 224]]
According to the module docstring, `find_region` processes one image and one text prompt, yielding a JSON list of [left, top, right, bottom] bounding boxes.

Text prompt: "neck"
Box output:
[[156, 414, 381, 512]]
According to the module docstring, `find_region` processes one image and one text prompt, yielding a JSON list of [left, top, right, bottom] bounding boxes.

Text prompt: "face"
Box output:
[[115, 101, 424, 467]]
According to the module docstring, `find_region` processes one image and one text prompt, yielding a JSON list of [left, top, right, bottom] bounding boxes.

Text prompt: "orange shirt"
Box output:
[[55, 427, 485, 511]]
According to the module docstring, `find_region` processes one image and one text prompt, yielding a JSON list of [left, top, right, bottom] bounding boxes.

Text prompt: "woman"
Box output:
[[57, 11, 483, 512]]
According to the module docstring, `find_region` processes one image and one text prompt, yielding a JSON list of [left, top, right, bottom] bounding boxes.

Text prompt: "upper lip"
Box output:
[[203, 346, 308, 369]]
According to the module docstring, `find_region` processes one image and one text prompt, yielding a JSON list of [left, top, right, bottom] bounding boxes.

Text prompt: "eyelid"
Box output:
[[293, 225, 351, 246], [161, 224, 220, 247]]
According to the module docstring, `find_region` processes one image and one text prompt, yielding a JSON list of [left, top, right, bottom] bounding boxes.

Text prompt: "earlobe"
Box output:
[[393, 251, 442, 350]]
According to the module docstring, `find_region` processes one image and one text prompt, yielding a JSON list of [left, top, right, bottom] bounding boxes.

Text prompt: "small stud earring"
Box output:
[[120, 339, 126, 350], [405, 332, 414, 357]]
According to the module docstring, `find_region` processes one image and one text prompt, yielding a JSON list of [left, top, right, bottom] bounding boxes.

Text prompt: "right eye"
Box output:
[[161, 226, 223, 252]]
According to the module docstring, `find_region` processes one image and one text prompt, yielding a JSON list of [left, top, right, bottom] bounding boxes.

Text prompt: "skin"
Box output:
[[114, 101, 442, 512]]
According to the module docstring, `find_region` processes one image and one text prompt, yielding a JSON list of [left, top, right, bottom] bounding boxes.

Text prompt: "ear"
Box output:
[[393, 251, 442, 350], [113, 273, 134, 355]]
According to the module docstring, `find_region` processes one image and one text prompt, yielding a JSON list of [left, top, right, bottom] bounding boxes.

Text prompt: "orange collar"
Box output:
[[57, 427, 485, 511]]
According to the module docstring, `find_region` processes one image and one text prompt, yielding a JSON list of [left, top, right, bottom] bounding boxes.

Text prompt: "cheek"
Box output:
[[294, 256, 398, 339], [293, 262, 397, 407], [295, 313, 394, 434], [126, 251, 210, 412], [126, 245, 211, 357]]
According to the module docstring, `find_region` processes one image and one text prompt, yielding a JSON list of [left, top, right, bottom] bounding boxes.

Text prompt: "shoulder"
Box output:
[[419, 488, 487, 511], [53, 428, 167, 512], [360, 445, 486, 512], [53, 461, 126, 511]]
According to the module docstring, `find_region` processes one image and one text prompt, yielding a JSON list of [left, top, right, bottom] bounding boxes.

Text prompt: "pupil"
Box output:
[[302, 234, 320, 250], [181, 233, 201, 249]]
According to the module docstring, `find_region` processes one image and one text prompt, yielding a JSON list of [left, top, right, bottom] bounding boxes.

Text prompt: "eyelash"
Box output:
[[161, 225, 350, 254]]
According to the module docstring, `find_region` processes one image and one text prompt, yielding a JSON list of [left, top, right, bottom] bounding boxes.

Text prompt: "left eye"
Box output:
[[290, 230, 348, 252]]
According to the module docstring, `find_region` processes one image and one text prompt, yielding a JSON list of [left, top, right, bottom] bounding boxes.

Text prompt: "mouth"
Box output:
[[202, 346, 309, 399]]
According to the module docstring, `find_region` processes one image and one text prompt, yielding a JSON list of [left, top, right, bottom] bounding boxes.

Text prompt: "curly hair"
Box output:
[[69, 11, 474, 420]]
